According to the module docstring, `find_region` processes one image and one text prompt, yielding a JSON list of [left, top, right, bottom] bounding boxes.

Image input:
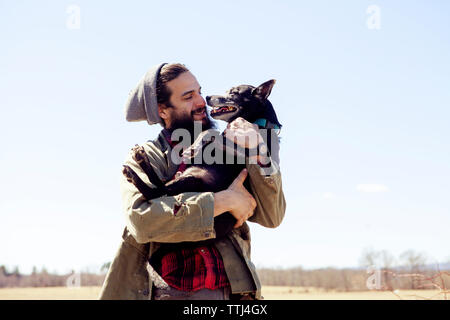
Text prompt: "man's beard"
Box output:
[[167, 106, 217, 144]]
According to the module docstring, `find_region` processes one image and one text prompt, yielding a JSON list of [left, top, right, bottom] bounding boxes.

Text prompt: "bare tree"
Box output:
[[400, 250, 427, 289], [380, 250, 396, 290], [359, 247, 380, 268]]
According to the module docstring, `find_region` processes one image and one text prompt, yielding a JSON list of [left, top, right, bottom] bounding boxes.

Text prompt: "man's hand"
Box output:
[[214, 169, 256, 228], [224, 117, 262, 149], [224, 117, 270, 166], [228, 169, 257, 228]]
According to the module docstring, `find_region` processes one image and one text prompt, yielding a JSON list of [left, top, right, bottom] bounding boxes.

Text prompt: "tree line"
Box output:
[[0, 266, 106, 288], [258, 249, 450, 291], [1, 249, 448, 291]]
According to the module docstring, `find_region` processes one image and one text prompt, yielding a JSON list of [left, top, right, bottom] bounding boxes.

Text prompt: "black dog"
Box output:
[[122, 79, 281, 240]]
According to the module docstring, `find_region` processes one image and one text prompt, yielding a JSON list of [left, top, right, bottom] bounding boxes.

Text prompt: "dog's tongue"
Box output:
[[212, 106, 235, 114]]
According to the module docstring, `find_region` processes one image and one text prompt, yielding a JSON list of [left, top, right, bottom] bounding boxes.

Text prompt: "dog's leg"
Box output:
[[213, 212, 236, 238], [122, 165, 167, 200], [164, 175, 206, 196], [164, 174, 237, 238], [131, 145, 165, 188]]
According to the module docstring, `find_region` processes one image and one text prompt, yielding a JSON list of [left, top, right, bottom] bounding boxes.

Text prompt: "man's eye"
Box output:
[[184, 96, 193, 100]]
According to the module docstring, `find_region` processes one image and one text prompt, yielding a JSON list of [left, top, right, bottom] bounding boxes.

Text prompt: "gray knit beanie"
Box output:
[[124, 62, 167, 125]]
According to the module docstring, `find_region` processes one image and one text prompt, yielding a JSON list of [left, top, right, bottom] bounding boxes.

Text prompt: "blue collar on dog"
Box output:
[[254, 118, 281, 134], [254, 118, 281, 129]]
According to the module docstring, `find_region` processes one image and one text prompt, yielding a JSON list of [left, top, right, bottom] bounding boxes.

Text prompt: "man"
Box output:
[[99, 63, 285, 300]]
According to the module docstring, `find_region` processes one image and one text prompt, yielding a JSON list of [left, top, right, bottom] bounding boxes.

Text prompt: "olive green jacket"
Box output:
[[99, 131, 286, 300]]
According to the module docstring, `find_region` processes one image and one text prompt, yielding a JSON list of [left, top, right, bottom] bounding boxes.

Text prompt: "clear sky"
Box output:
[[1, 1, 449, 274]]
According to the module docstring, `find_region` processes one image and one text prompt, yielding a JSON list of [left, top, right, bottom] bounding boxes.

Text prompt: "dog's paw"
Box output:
[[131, 144, 147, 164], [122, 165, 135, 183]]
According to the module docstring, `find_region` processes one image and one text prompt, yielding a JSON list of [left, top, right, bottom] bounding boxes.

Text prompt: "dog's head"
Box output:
[[206, 80, 281, 128]]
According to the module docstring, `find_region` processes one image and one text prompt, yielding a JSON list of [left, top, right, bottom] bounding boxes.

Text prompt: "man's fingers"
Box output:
[[234, 213, 253, 228], [234, 218, 245, 228], [230, 169, 248, 188]]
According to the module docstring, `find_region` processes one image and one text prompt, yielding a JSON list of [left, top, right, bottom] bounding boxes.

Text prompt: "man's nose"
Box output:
[[194, 93, 206, 107]]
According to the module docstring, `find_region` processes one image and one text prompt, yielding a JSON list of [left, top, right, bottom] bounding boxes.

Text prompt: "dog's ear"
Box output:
[[252, 79, 276, 100]]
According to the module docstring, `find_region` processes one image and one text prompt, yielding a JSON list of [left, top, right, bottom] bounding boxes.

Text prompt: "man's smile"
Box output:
[[192, 107, 207, 120]]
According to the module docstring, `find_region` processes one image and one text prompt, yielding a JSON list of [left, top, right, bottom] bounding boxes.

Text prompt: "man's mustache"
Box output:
[[191, 107, 206, 115]]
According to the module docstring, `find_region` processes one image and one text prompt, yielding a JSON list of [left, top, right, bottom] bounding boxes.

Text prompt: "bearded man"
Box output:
[[99, 63, 285, 300]]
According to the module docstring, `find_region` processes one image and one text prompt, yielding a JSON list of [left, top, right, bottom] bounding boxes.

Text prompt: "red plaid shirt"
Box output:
[[157, 245, 230, 291], [157, 130, 230, 292]]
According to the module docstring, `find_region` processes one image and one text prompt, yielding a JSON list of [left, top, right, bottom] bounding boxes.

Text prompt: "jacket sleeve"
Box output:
[[120, 151, 216, 244], [246, 134, 286, 228]]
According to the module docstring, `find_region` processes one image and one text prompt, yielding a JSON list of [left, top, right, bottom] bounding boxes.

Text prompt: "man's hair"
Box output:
[[156, 63, 189, 107]]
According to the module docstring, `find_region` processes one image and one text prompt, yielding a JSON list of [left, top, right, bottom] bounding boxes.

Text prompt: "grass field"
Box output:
[[0, 286, 446, 300]]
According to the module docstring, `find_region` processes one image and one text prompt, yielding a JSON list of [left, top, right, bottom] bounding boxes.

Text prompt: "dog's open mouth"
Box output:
[[210, 105, 237, 116]]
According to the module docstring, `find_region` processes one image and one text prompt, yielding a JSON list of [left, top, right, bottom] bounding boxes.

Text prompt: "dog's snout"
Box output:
[[206, 95, 224, 106]]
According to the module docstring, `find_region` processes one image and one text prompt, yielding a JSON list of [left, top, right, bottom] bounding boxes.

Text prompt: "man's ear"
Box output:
[[252, 79, 276, 100], [158, 104, 169, 126]]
